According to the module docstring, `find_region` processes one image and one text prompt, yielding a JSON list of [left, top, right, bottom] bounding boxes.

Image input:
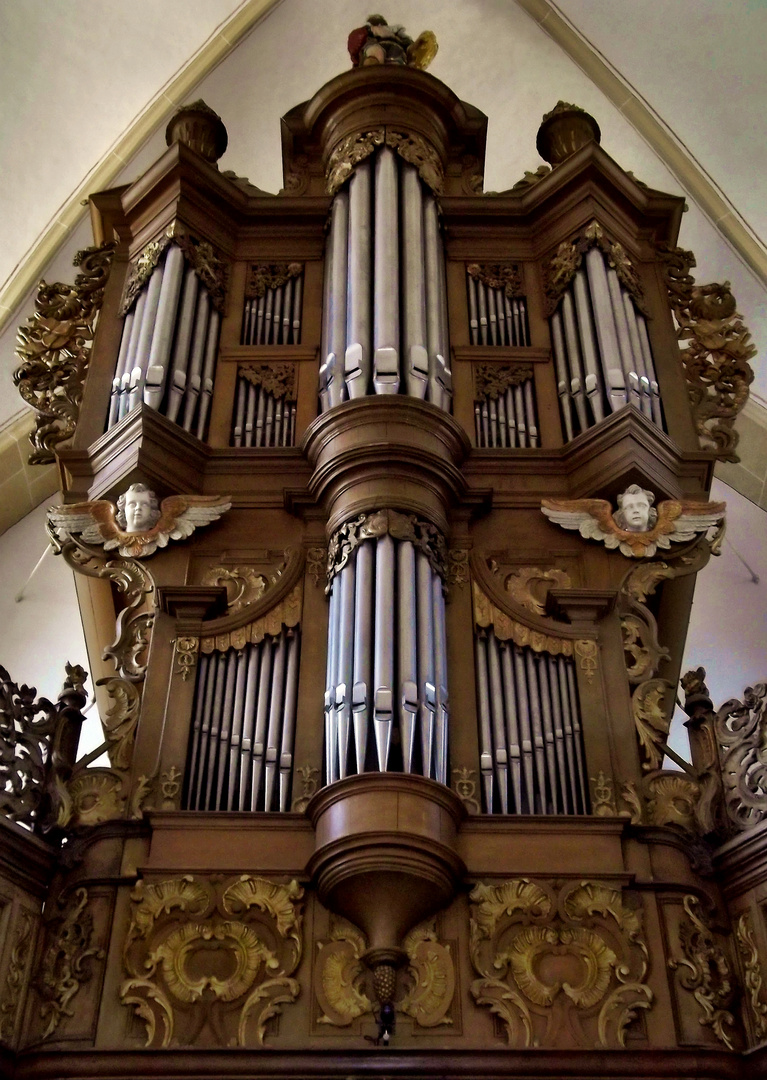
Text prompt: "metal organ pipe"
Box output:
[[143, 244, 185, 409], [345, 160, 372, 399]]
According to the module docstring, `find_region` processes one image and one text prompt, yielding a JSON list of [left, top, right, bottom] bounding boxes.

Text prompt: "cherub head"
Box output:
[[116, 483, 161, 533], [615, 484, 657, 533]]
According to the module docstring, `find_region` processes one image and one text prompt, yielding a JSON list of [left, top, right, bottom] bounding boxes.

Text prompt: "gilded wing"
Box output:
[[407, 30, 438, 70], [158, 494, 232, 543], [671, 500, 726, 542], [47, 500, 121, 547], [541, 498, 616, 545]]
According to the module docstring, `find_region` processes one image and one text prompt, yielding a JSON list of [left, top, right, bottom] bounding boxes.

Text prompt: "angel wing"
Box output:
[[541, 498, 616, 544], [670, 500, 726, 543], [48, 500, 121, 547], [156, 495, 232, 544]]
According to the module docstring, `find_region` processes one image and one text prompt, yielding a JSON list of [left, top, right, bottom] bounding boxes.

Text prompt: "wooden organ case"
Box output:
[[3, 48, 766, 1080]]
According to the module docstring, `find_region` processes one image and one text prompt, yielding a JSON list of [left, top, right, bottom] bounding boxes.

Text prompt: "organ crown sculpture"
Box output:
[[2, 15, 765, 1080]]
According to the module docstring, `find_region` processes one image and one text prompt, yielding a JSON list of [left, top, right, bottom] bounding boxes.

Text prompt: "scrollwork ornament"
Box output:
[[291, 764, 319, 812], [473, 581, 574, 657], [669, 894, 737, 1050], [238, 363, 296, 400], [315, 916, 371, 1027], [657, 243, 755, 460], [327, 510, 447, 592], [246, 262, 303, 299], [735, 911, 767, 1043], [590, 771, 617, 816], [715, 681, 767, 829], [174, 637, 199, 682], [452, 765, 481, 813], [326, 127, 443, 196], [400, 920, 455, 1027], [466, 263, 523, 297], [474, 363, 533, 402], [200, 584, 302, 653], [575, 639, 598, 683], [38, 887, 105, 1040], [95, 676, 140, 769], [0, 908, 34, 1046], [305, 548, 326, 589], [13, 242, 116, 463], [67, 770, 126, 827], [469, 878, 651, 1048], [504, 565, 571, 616], [120, 222, 229, 316], [632, 678, 672, 773], [545, 221, 647, 317]]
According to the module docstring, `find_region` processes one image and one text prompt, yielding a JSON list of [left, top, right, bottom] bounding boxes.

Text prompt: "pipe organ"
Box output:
[[4, 29, 763, 1080]]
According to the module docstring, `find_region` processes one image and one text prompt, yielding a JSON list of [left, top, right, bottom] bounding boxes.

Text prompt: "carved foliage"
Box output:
[[314, 916, 455, 1029], [473, 363, 533, 402], [327, 510, 447, 592], [668, 894, 737, 1050], [545, 221, 646, 317], [246, 262, 302, 299], [466, 263, 523, 297], [657, 243, 755, 460], [473, 580, 577, 657], [38, 887, 105, 1040], [469, 879, 651, 1048], [736, 911, 767, 1044], [200, 564, 273, 615], [715, 681, 767, 829], [504, 566, 572, 617], [121, 222, 229, 316], [326, 127, 443, 196], [13, 242, 115, 463], [0, 907, 35, 1046], [121, 875, 304, 1047], [200, 583, 302, 653], [238, 362, 296, 400], [452, 765, 481, 813]]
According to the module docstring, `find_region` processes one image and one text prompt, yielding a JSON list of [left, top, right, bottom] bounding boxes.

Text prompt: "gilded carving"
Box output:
[[121, 875, 304, 1047], [326, 127, 443, 197], [200, 566, 270, 615], [400, 920, 455, 1027], [470, 879, 651, 1048], [49, 488, 231, 561], [327, 510, 447, 591], [511, 163, 552, 192], [452, 766, 481, 813], [174, 637, 199, 682], [200, 583, 302, 653], [0, 908, 34, 1046], [315, 916, 371, 1026], [657, 243, 755, 460], [238, 362, 296, 400], [632, 678, 672, 773], [736, 911, 767, 1043], [542, 490, 726, 559], [130, 774, 155, 819], [305, 547, 326, 589], [121, 221, 229, 316], [38, 887, 105, 1040], [473, 581, 577, 657], [590, 771, 617, 816], [245, 262, 303, 299], [504, 566, 571, 616], [715, 680, 767, 830], [574, 639, 598, 684], [466, 263, 523, 298], [669, 894, 737, 1050], [473, 363, 534, 402], [13, 242, 116, 463], [67, 770, 126, 827], [95, 676, 140, 770], [159, 766, 183, 809], [545, 221, 646, 316], [291, 764, 319, 812]]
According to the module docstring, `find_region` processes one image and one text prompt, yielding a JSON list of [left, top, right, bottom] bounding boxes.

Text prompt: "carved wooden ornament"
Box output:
[[48, 488, 231, 559]]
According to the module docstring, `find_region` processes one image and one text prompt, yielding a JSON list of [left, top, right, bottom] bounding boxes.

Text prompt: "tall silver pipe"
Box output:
[[585, 247, 627, 410], [345, 160, 372, 399], [239, 645, 261, 810], [607, 267, 641, 409], [166, 265, 199, 423], [144, 244, 185, 410], [264, 634, 287, 810], [431, 573, 448, 786], [325, 580, 340, 784], [525, 650, 547, 812], [272, 286, 283, 346], [468, 274, 479, 346], [335, 561, 356, 781], [423, 195, 445, 408], [398, 541, 418, 773], [496, 394, 507, 448], [373, 146, 400, 395], [186, 653, 209, 807], [550, 310, 575, 441], [202, 652, 228, 810], [487, 288, 498, 345], [292, 274, 303, 343], [401, 164, 429, 399], [263, 287, 274, 345], [505, 296, 517, 346], [487, 632, 509, 813], [279, 629, 300, 811], [352, 541, 374, 773], [546, 655, 571, 813], [477, 280, 488, 345], [193, 650, 219, 809], [182, 289, 210, 432], [110, 310, 135, 428], [319, 219, 334, 412], [565, 659, 588, 812], [274, 398, 284, 446], [499, 642, 523, 812], [373, 533, 395, 769], [255, 386, 266, 447], [128, 263, 164, 414], [505, 387, 517, 447], [572, 270, 604, 424], [232, 378, 246, 446], [474, 630, 494, 811], [514, 646, 535, 812], [251, 637, 273, 810], [255, 295, 265, 347], [623, 294, 653, 419], [562, 289, 597, 428], [524, 381, 538, 448], [514, 385, 526, 447], [214, 650, 239, 809], [636, 315, 664, 428], [536, 656, 559, 813], [195, 308, 220, 440], [556, 655, 580, 814], [488, 397, 498, 448], [264, 395, 274, 446]]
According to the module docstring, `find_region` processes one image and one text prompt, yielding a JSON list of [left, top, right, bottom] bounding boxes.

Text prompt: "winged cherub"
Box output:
[[541, 483, 725, 558], [48, 483, 232, 559]]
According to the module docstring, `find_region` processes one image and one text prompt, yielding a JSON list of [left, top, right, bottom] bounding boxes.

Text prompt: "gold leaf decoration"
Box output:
[[246, 263, 303, 299], [38, 888, 105, 1040], [452, 765, 481, 814], [504, 566, 571, 617], [466, 263, 523, 297], [590, 771, 617, 816], [67, 770, 125, 827], [120, 222, 228, 316], [326, 127, 443, 197], [657, 243, 755, 461], [95, 676, 141, 769], [400, 920, 455, 1027], [328, 510, 447, 591], [200, 583, 302, 653], [238, 363, 296, 400], [545, 221, 646, 317], [574, 639, 598, 683], [632, 678, 672, 772], [200, 565, 271, 615], [13, 242, 115, 463], [474, 363, 534, 402], [668, 894, 737, 1050], [315, 916, 371, 1027], [121, 875, 303, 1048], [470, 879, 651, 1048], [473, 581, 575, 656], [291, 764, 319, 812], [735, 911, 767, 1044]]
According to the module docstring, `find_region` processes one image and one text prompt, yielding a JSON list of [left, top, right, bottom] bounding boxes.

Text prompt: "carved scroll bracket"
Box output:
[[13, 242, 116, 464]]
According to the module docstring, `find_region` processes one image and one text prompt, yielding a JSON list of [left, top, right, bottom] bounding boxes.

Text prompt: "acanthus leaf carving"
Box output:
[[13, 242, 116, 463], [0, 908, 35, 1047], [120, 222, 229, 316], [327, 510, 447, 593], [473, 580, 575, 657], [38, 887, 105, 1040], [326, 127, 443, 197], [466, 263, 523, 297], [504, 565, 572, 617], [469, 878, 652, 1048], [735, 911, 767, 1043], [545, 221, 647, 317], [473, 363, 533, 402], [238, 362, 296, 400], [245, 262, 303, 299], [657, 243, 755, 461], [200, 583, 302, 653]]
